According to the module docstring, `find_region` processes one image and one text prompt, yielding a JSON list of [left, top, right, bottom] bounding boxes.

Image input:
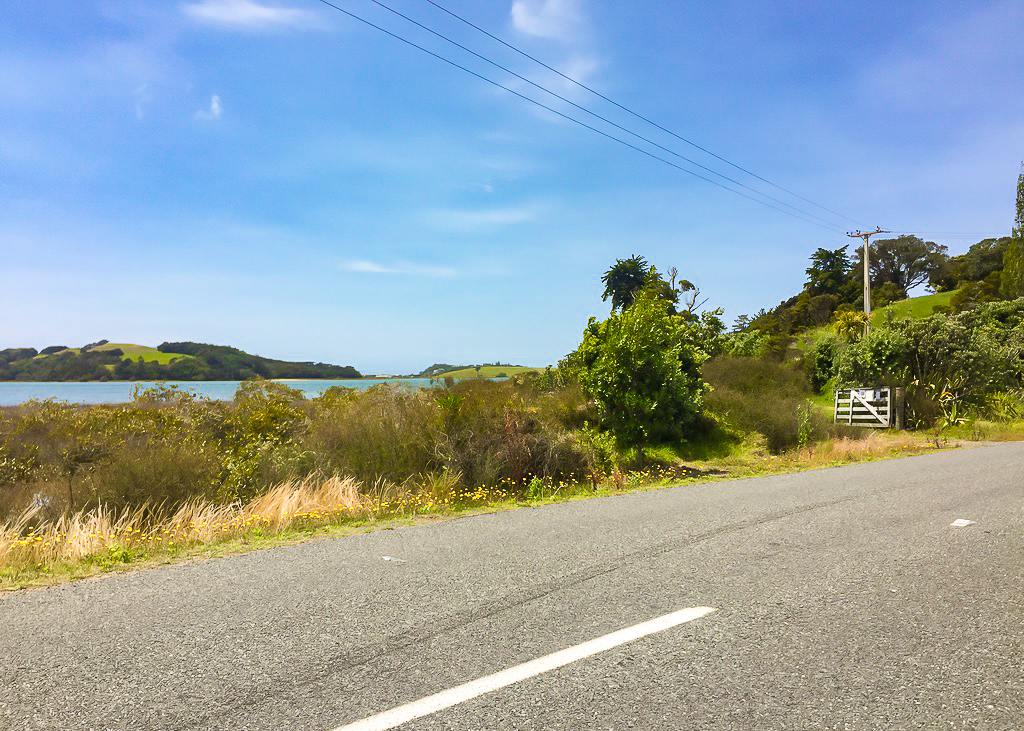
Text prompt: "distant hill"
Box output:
[[414, 363, 540, 379], [0, 341, 361, 382]]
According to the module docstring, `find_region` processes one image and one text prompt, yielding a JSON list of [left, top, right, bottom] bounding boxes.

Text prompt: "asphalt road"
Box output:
[[2, 443, 1022, 730]]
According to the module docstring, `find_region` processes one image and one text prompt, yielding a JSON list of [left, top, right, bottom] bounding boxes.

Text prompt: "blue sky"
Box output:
[[2, 0, 1022, 374]]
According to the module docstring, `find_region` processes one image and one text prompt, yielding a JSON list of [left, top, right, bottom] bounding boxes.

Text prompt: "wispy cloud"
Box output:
[[425, 206, 538, 231], [181, 0, 321, 31], [342, 260, 457, 277], [195, 94, 222, 120], [510, 0, 582, 41], [508, 0, 599, 90]]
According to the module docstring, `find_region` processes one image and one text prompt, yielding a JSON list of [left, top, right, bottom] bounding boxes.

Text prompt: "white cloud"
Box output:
[[181, 0, 321, 31], [342, 260, 457, 277], [195, 94, 222, 120], [510, 0, 582, 41], [134, 83, 152, 119], [425, 206, 537, 230]]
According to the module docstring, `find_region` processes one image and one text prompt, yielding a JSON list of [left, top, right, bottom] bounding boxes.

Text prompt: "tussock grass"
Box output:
[[1, 475, 372, 580]]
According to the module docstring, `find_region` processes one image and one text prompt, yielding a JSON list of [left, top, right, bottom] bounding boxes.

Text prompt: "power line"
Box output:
[[350, 0, 845, 231], [420, 0, 863, 227], [311, 0, 847, 234], [886, 231, 1009, 236]]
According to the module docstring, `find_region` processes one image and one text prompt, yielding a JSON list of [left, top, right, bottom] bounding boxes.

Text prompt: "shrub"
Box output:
[[703, 356, 829, 453], [85, 439, 221, 512], [306, 385, 438, 485], [805, 335, 838, 394], [571, 291, 709, 457], [433, 379, 591, 490]]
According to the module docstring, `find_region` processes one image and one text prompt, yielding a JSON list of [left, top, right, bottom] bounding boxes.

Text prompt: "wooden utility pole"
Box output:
[[847, 227, 888, 333]]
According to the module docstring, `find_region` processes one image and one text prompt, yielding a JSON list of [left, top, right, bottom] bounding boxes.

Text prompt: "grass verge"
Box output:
[[0, 430, 964, 593]]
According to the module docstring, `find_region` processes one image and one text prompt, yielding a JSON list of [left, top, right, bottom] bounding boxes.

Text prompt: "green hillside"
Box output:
[[0, 341, 360, 381], [871, 290, 955, 323], [93, 343, 194, 365], [432, 365, 541, 379]]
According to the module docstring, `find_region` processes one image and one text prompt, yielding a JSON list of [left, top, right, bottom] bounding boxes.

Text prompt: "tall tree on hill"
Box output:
[[1001, 163, 1024, 300], [852, 235, 948, 297], [804, 245, 852, 297]]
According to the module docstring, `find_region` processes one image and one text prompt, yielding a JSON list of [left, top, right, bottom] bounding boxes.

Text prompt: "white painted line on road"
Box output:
[[950, 519, 976, 527], [329, 606, 717, 731]]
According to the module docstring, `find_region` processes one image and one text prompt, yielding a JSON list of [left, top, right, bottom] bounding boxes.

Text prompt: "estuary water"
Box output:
[[0, 379, 437, 407]]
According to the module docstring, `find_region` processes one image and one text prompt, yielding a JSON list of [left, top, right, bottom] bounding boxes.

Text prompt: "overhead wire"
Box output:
[[350, 0, 846, 231], [311, 0, 848, 234], [421, 0, 864, 227]]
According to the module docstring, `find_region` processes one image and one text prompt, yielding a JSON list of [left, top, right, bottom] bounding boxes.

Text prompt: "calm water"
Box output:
[[0, 379, 438, 406]]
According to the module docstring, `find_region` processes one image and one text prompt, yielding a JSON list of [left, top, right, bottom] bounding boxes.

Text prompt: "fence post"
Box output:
[[893, 387, 905, 429]]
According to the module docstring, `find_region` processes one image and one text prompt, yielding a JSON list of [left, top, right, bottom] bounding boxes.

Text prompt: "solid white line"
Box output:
[[330, 606, 717, 731]]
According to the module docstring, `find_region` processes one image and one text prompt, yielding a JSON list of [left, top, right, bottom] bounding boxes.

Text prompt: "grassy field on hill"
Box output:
[[94, 343, 194, 364], [872, 290, 955, 324], [33, 344, 192, 364], [436, 365, 541, 379]]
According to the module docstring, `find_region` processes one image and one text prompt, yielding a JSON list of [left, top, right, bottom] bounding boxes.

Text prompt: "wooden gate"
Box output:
[[834, 386, 904, 428]]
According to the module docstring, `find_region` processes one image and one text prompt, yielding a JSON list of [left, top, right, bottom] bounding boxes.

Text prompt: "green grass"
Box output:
[[93, 343, 193, 364], [433, 365, 541, 379], [872, 290, 955, 324], [30, 343, 193, 364]]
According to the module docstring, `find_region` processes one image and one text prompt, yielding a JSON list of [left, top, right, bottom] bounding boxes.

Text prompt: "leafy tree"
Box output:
[[805, 246, 852, 297], [852, 236, 948, 297], [931, 237, 1011, 292], [1002, 163, 1024, 300], [872, 281, 906, 309], [601, 255, 651, 312], [571, 290, 709, 460]]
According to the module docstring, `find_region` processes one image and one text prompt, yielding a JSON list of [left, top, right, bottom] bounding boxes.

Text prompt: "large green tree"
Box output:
[[804, 245, 852, 297], [930, 237, 1011, 292], [852, 235, 948, 297], [1001, 163, 1024, 300], [572, 290, 709, 458]]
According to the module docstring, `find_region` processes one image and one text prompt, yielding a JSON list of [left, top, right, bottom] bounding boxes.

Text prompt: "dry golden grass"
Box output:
[[800, 431, 929, 464], [0, 475, 374, 574]]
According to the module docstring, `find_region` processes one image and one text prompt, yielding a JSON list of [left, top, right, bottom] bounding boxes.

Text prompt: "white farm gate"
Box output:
[[834, 387, 904, 428]]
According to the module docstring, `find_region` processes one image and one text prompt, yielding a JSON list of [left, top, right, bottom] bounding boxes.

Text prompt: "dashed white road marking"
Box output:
[[329, 606, 717, 731]]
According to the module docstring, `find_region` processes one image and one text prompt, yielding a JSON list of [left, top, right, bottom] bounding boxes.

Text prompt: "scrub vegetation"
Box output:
[[3, 168, 1023, 589]]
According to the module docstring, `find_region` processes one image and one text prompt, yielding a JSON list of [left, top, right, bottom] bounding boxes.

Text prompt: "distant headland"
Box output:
[[0, 341, 361, 382]]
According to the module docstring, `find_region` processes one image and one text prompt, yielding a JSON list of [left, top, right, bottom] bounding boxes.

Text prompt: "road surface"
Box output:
[[2, 443, 1022, 730]]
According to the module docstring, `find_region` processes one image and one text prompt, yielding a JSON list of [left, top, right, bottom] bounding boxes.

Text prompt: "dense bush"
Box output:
[[569, 291, 710, 455], [831, 299, 1024, 425], [703, 356, 830, 453], [835, 301, 1024, 397], [0, 379, 597, 520], [805, 335, 838, 394]]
